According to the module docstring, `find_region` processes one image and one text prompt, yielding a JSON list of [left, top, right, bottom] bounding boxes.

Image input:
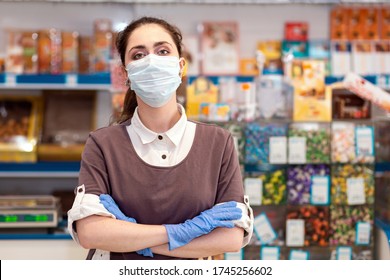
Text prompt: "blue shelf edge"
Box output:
[[0, 233, 73, 240], [0, 161, 80, 172]]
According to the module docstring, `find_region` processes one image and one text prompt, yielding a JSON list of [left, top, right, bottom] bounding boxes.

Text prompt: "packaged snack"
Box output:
[[78, 36, 91, 74], [332, 88, 371, 120], [330, 6, 350, 40], [284, 22, 308, 41], [186, 76, 218, 119], [330, 41, 352, 76], [5, 31, 23, 73], [62, 31, 79, 73], [21, 31, 38, 74], [38, 28, 62, 74]]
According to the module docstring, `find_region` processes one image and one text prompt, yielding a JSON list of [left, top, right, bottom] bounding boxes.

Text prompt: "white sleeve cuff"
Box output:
[[67, 185, 115, 245], [234, 195, 254, 248]]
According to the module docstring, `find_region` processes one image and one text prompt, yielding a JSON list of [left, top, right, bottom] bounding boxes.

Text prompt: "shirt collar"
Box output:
[[131, 104, 188, 146]]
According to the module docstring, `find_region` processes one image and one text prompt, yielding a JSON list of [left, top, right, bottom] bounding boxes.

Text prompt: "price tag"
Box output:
[[286, 219, 305, 247], [5, 73, 16, 87], [244, 178, 262, 206], [336, 246, 352, 260], [253, 213, 277, 245], [288, 137, 306, 164], [289, 250, 309, 260], [269, 136, 287, 164], [356, 127, 374, 156], [224, 249, 243, 260], [356, 222, 371, 245], [66, 74, 77, 87], [310, 176, 330, 205], [347, 178, 365, 205], [261, 246, 280, 260]]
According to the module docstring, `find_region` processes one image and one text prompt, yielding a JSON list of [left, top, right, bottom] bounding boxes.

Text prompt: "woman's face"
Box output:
[[125, 23, 180, 66]]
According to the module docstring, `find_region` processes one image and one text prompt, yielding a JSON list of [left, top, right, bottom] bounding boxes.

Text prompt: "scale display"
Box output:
[[0, 214, 53, 223]]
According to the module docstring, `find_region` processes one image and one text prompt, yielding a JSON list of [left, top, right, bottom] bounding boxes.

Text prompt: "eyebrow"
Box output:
[[128, 41, 173, 53]]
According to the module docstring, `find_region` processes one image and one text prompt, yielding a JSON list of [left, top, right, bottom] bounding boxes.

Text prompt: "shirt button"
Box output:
[[158, 135, 163, 140], [162, 154, 167, 159]]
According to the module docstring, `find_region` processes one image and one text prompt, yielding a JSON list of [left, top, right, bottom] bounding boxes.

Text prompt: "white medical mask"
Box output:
[[126, 54, 182, 108]]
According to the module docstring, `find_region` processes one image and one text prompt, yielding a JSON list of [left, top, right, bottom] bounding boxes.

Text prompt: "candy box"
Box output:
[[37, 90, 96, 161], [330, 6, 350, 40], [78, 36, 91, 74], [244, 122, 288, 165], [373, 41, 390, 74], [286, 206, 330, 247], [351, 41, 375, 75], [330, 41, 352, 76], [329, 205, 374, 246], [331, 164, 375, 206], [282, 41, 309, 58], [62, 31, 79, 73], [284, 22, 308, 41], [38, 28, 62, 74], [288, 122, 331, 164], [380, 7, 390, 39], [287, 164, 330, 205], [0, 96, 42, 162]]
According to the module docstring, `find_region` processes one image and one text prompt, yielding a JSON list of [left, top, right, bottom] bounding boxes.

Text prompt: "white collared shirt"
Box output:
[[126, 104, 196, 167]]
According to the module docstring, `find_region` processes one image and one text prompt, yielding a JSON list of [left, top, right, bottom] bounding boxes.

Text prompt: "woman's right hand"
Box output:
[[164, 201, 242, 251]]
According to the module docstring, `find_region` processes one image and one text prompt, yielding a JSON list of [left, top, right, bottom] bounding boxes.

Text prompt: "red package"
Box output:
[[284, 22, 308, 41]]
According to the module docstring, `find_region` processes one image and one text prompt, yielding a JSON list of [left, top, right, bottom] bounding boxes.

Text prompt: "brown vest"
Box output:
[[79, 120, 244, 259]]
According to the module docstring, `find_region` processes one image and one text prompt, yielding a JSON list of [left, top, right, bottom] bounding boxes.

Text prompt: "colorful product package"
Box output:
[[62, 31, 79, 73], [292, 60, 331, 121], [5, 31, 23, 74], [284, 22, 309, 41], [78, 36, 91, 74], [330, 6, 350, 40], [332, 87, 371, 120], [38, 28, 62, 74], [21, 31, 38, 74], [257, 40, 283, 74]]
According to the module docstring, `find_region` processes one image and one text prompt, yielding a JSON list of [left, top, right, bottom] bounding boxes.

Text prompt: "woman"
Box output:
[[68, 16, 253, 260]]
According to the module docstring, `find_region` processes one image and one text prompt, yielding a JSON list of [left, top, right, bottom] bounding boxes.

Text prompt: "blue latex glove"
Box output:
[[164, 201, 242, 251], [99, 194, 153, 258]]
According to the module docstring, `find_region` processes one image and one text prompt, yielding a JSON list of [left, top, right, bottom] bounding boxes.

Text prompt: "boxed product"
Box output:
[[330, 41, 352, 76], [308, 40, 331, 75], [0, 96, 42, 162], [284, 22, 308, 41], [332, 87, 371, 120], [5, 30, 23, 74], [380, 7, 390, 39], [331, 122, 375, 164], [287, 164, 330, 205], [288, 122, 331, 164], [286, 206, 329, 247], [292, 60, 331, 121], [257, 75, 293, 120], [62, 31, 79, 73], [348, 8, 364, 40], [282, 41, 309, 58], [239, 58, 258, 76], [200, 21, 240, 75], [244, 122, 288, 165], [330, 6, 350, 40], [351, 41, 375, 75], [37, 90, 96, 161], [186, 76, 219, 119], [331, 164, 375, 205], [91, 31, 113, 73], [329, 205, 374, 246], [257, 40, 283, 74], [78, 36, 91, 73], [38, 28, 62, 74], [21, 31, 39, 74], [361, 7, 379, 40], [199, 103, 230, 122], [232, 82, 257, 122], [245, 167, 287, 206]]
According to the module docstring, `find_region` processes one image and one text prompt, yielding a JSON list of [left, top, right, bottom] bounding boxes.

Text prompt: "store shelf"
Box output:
[[0, 162, 80, 178], [0, 73, 111, 91], [0, 221, 72, 240]]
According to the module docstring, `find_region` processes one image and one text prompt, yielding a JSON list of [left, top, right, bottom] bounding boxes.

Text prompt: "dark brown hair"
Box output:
[[114, 16, 183, 124]]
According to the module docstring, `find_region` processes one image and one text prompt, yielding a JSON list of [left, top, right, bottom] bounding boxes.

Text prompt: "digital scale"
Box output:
[[0, 195, 61, 228]]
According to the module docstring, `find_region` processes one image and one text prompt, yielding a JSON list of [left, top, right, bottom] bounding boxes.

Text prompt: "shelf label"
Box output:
[[288, 137, 306, 164], [66, 74, 78, 87], [356, 222, 371, 245], [253, 213, 277, 245], [356, 127, 374, 156], [269, 136, 287, 164], [261, 246, 280, 260], [5, 74, 16, 87], [244, 178, 262, 206], [289, 250, 309, 260], [347, 177, 365, 205], [336, 246, 352, 260], [286, 219, 305, 247], [310, 175, 330, 205]]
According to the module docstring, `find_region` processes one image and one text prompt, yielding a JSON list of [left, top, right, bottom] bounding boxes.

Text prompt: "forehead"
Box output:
[[126, 23, 174, 48]]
